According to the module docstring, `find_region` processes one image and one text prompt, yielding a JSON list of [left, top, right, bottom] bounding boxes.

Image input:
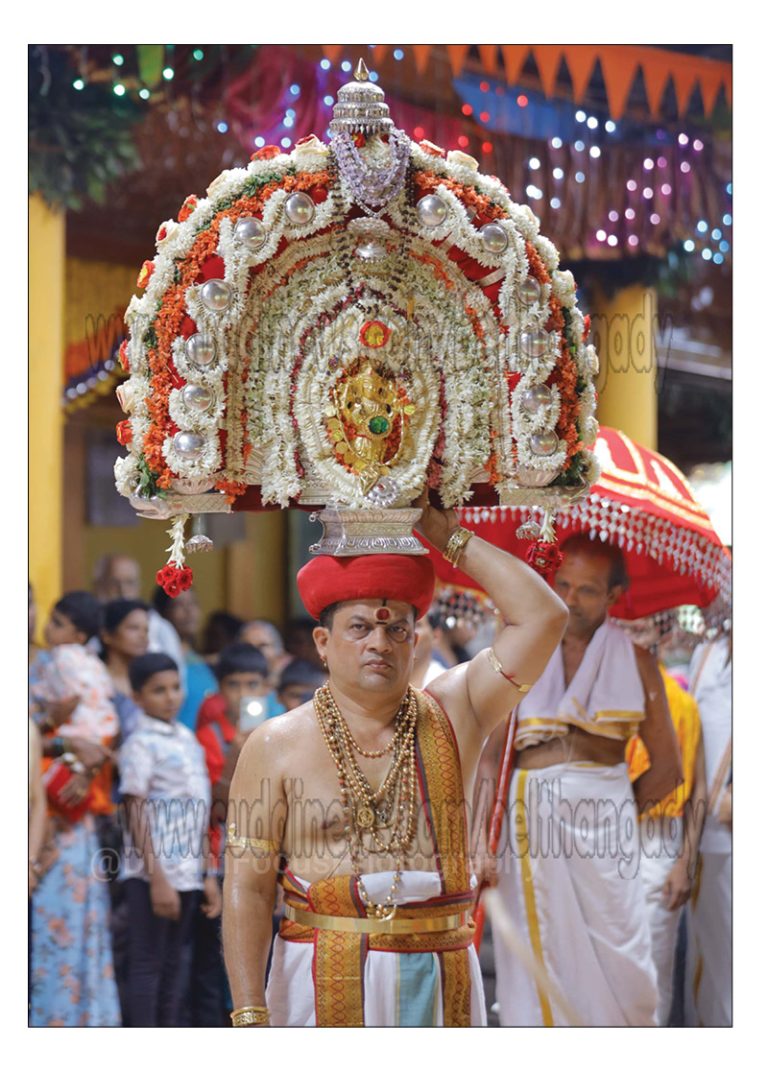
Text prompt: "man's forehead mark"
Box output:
[[347, 608, 411, 625]]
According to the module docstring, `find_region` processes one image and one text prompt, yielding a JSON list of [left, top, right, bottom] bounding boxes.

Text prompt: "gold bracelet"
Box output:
[[486, 647, 532, 694], [442, 527, 474, 568], [230, 1005, 270, 1027], [225, 825, 281, 855]]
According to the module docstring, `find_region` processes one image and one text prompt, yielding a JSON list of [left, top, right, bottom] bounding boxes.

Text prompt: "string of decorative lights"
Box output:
[[54, 43, 731, 268]]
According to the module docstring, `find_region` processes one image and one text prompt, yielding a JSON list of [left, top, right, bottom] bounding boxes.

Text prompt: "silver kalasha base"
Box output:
[[308, 506, 427, 556]]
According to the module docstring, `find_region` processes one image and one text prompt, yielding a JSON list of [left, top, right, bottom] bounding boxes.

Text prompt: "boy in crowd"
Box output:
[[188, 642, 272, 1024], [275, 657, 328, 712], [118, 653, 220, 1027]]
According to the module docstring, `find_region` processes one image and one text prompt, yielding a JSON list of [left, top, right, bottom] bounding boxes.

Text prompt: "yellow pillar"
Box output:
[[29, 195, 66, 632], [591, 283, 658, 450], [227, 512, 287, 625]]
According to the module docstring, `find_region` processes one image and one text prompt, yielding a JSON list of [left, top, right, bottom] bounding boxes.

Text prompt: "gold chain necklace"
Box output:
[[313, 684, 420, 919]]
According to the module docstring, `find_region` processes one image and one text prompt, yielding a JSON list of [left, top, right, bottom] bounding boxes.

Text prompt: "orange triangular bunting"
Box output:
[[501, 44, 530, 85], [478, 44, 498, 75], [601, 52, 640, 119], [412, 44, 432, 75], [322, 45, 343, 64], [640, 57, 671, 118], [671, 64, 699, 117], [563, 46, 599, 103], [446, 44, 470, 77], [698, 70, 725, 117], [531, 45, 563, 98]]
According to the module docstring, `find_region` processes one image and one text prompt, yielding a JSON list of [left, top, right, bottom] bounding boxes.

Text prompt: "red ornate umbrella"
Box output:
[[425, 426, 731, 620]]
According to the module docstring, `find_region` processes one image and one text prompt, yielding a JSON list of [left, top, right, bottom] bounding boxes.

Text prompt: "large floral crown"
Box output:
[[114, 60, 599, 589]]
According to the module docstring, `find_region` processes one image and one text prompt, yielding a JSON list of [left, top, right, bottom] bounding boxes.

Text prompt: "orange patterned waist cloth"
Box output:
[[279, 871, 476, 953]]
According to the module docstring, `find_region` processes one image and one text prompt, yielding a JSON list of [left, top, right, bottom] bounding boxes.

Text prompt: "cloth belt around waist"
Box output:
[[280, 887, 476, 953], [278, 876, 476, 1025]]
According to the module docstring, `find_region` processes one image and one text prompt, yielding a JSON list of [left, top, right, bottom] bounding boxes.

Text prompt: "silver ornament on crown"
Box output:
[[329, 59, 395, 137], [330, 59, 411, 216]]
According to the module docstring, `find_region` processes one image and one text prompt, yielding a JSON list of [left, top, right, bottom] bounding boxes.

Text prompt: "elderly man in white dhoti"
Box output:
[[484, 534, 683, 1026]]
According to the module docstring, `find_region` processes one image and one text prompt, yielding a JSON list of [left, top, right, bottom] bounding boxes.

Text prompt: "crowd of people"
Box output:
[[28, 541, 731, 1028], [28, 553, 327, 1027]]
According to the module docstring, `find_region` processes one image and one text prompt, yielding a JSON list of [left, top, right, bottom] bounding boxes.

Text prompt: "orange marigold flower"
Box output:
[[214, 479, 247, 504], [137, 260, 154, 289], [252, 145, 282, 160], [116, 420, 132, 447], [118, 339, 130, 372], [178, 195, 198, 222]]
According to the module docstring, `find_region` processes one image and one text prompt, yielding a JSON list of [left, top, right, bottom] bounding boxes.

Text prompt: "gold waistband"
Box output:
[[283, 903, 467, 935]]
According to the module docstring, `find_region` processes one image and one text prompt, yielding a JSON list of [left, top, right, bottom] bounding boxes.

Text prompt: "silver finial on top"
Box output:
[[330, 56, 394, 137]]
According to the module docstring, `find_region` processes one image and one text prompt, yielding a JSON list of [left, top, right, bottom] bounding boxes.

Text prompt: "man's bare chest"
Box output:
[[278, 756, 447, 881]]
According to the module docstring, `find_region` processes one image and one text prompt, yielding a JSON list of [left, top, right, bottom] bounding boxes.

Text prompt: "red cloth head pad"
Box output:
[[297, 554, 436, 620]]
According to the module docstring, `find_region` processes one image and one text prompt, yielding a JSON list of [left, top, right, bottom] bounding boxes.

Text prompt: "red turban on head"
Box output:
[[297, 554, 436, 620]]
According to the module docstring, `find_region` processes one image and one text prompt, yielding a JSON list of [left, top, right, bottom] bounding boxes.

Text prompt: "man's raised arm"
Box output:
[[417, 496, 568, 739]]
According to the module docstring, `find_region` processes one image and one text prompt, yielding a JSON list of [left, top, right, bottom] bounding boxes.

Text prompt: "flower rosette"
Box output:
[[155, 563, 194, 598], [525, 539, 564, 576]]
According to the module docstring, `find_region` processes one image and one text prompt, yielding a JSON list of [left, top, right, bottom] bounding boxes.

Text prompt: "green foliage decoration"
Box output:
[[29, 45, 142, 212]]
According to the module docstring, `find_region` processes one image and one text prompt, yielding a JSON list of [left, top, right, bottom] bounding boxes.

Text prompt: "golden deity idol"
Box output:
[[327, 361, 414, 493]]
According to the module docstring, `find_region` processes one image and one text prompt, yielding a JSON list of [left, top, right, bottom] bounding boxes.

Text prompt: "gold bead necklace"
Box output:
[[313, 684, 420, 918]]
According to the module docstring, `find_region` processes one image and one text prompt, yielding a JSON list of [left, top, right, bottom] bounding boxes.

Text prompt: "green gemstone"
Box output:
[[368, 415, 390, 435]]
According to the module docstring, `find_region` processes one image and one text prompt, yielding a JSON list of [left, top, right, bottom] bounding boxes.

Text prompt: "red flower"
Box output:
[[582, 313, 591, 342], [156, 223, 169, 243], [525, 540, 563, 577], [116, 420, 132, 447], [252, 145, 282, 160], [199, 255, 225, 282], [118, 340, 130, 372], [178, 195, 198, 222], [419, 140, 445, 157], [137, 260, 154, 289], [155, 563, 194, 597]]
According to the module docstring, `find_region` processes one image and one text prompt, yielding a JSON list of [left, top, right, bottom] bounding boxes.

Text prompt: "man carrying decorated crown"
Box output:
[[221, 494, 568, 1027]]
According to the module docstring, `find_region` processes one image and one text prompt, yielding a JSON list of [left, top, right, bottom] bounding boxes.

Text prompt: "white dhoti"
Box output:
[[492, 762, 658, 1026], [267, 870, 487, 1026], [685, 849, 732, 1026], [685, 636, 732, 1026], [637, 816, 685, 1025]]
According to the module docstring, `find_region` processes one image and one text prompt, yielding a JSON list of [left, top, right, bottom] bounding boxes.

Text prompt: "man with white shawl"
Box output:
[[487, 534, 683, 1026]]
